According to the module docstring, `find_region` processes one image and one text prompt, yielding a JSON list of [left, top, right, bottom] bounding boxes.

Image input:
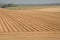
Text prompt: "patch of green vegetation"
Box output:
[[0, 4, 17, 8], [6, 6, 44, 10]]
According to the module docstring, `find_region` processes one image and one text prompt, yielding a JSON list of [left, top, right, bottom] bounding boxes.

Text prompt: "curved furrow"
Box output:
[[17, 15, 51, 31], [22, 13, 60, 31], [16, 16, 41, 32], [9, 14, 40, 32], [0, 16, 9, 32], [0, 16, 4, 32], [6, 15, 32, 32], [16, 14, 52, 31], [4, 18, 20, 32], [8, 16, 34, 32], [16, 17, 40, 32], [1, 15, 20, 32], [2, 18, 14, 32], [5, 16, 25, 32], [17, 15, 59, 31], [7, 14, 40, 32]]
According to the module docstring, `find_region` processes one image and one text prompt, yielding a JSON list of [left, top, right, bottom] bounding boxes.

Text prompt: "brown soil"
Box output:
[[0, 8, 60, 40]]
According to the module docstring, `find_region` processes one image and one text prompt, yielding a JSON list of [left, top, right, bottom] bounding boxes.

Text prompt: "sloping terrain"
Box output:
[[0, 8, 60, 32], [33, 7, 60, 12], [0, 8, 60, 40], [39, 7, 60, 12]]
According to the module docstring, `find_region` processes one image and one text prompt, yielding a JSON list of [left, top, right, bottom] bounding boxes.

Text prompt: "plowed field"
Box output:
[[0, 8, 60, 40]]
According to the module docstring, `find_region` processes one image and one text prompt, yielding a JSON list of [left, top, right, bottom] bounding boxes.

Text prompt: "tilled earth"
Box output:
[[0, 8, 60, 40]]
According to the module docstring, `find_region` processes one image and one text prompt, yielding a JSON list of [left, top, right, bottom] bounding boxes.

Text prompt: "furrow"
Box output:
[[0, 17, 4, 32], [16, 16, 40, 32], [0, 16, 9, 32], [5, 16, 21, 32], [8, 15, 34, 32], [6, 16, 29, 32]]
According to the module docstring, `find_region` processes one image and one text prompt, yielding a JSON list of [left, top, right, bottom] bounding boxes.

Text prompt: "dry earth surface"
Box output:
[[0, 7, 60, 40]]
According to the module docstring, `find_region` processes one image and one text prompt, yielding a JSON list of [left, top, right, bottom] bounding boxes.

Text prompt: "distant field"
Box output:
[[6, 5, 60, 10]]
